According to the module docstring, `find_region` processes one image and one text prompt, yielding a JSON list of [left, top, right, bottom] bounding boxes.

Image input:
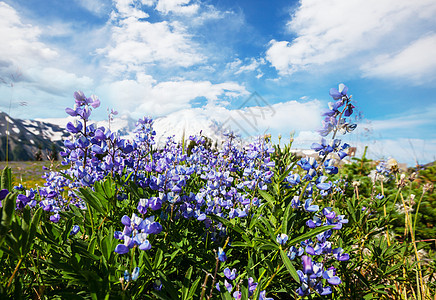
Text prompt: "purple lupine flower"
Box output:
[[115, 236, 134, 254], [153, 279, 162, 291], [131, 267, 140, 281], [224, 268, 237, 280], [133, 232, 152, 251], [224, 279, 232, 293], [301, 255, 313, 274], [306, 215, 322, 229], [66, 121, 82, 134], [329, 83, 348, 100], [233, 291, 241, 299], [137, 198, 148, 214], [276, 233, 288, 246], [288, 246, 304, 260], [0, 189, 8, 207], [259, 290, 274, 300], [344, 104, 354, 117], [306, 243, 323, 256], [65, 107, 78, 116], [88, 95, 101, 109], [70, 225, 80, 236], [304, 199, 319, 212], [323, 266, 341, 285], [333, 247, 350, 261], [124, 270, 130, 282], [50, 213, 60, 223], [248, 277, 258, 296], [16, 194, 31, 209], [218, 247, 227, 262]]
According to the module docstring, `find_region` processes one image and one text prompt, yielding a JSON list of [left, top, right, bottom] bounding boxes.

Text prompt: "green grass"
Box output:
[[0, 161, 66, 188]]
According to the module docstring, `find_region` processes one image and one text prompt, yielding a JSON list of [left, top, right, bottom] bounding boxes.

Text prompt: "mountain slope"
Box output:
[[0, 111, 69, 161]]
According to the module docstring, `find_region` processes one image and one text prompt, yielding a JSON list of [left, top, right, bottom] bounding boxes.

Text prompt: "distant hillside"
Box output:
[[0, 111, 69, 161]]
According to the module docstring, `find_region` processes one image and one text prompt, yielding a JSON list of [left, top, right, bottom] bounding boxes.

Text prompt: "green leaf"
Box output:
[[258, 190, 275, 207], [61, 216, 75, 244], [259, 217, 276, 241], [212, 216, 252, 246], [287, 225, 335, 246], [88, 235, 98, 255], [24, 207, 43, 254], [282, 200, 294, 234], [182, 266, 193, 300], [1, 192, 16, 235], [1, 166, 12, 190], [154, 248, 164, 270], [100, 233, 114, 263], [221, 291, 233, 300], [187, 276, 201, 299], [256, 241, 279, 251], [77, 187, 105, 214], [280, 248, 299, 283], [158, 270, 179, 299], [241, 285, 248, 300]]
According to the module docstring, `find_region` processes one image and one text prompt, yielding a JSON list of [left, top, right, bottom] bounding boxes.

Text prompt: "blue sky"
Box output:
[[0, 0, 435, 166]]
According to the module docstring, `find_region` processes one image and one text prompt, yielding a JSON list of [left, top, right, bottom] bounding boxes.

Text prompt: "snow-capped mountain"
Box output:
[[1, 108, 319, 162], [37, 109, 229, 147], [1, 107, 272, 161], [0, 111, 69, 161]]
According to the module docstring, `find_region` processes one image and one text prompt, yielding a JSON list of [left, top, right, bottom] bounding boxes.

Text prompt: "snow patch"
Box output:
[[42, 126, 64, 141], [5, 116, 13, 124], [22, 120, 39, 127], [12, 126, 20, 134], [26, 126, 40, 136]]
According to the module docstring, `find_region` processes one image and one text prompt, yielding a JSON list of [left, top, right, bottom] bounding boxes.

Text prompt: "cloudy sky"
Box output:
[[0, 0, 435, 166]]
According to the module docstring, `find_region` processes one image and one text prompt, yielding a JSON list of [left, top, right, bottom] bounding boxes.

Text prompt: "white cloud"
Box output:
[[266, 0, 436, 76], [234, 58, 265, 75], [351, 138, 436, 167], [293, 130, 321, 148], [363, 105, 436, 138], [155, 0, 199, 15], [96, 74, 248, 117], [361, 34, 436, 83], [75, 0, 111, 16], [25, 67, 94, 95], [112, 0, 150, 19], [0, 2, 58, 70], [99, 1, 205, 74], [0, 1, 102, 116], [205, 98, 322, 138]]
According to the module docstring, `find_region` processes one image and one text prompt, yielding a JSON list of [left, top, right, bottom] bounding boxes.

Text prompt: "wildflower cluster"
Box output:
[[0, 84, 358, 298]]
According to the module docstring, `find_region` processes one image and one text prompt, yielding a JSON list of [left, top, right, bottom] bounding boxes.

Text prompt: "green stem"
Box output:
[[412, 190, 426, 236], [7, 256, 24, 288]]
